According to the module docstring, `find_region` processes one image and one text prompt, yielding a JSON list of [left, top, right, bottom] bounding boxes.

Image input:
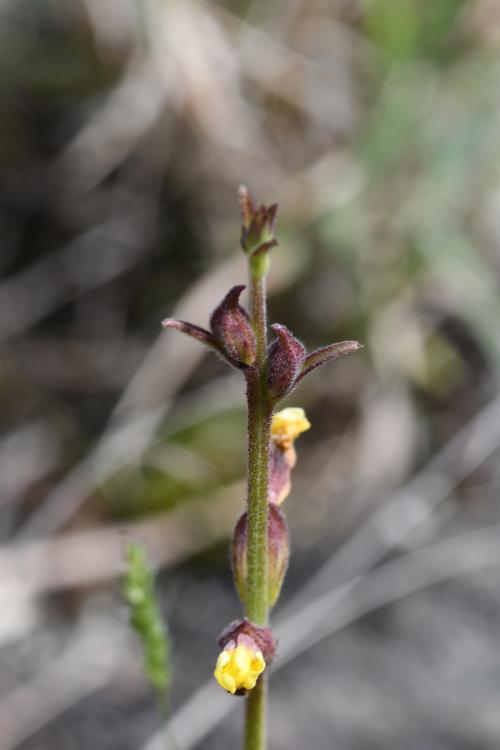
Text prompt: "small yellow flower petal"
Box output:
[[216, 650, 231, 669], [220, 672, 237, 694], [234, 646, 251, 673], [243, 674, 257, 690], [251, 653, 265, 672], [271, 407, 311, 450], [214, 643, 266, 694]]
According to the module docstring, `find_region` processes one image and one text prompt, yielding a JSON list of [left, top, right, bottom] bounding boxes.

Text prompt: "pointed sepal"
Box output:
[[267, 324, 306, 400], [162, 318, 219, 349], [209, 285, 257, 366], [298, 340, 363, 382]]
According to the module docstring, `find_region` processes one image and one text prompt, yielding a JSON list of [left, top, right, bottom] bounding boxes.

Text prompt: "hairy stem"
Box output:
[[245, 677, 267, 750], [250, 273, 268, 372], [244, 264, 272, 750], [246, 270, 271, 624], [245, 368, 272, 624]]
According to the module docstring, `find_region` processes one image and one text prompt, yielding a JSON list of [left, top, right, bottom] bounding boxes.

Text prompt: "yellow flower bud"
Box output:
[[271, 407, 311, 450], [214, 637, 266, 694]]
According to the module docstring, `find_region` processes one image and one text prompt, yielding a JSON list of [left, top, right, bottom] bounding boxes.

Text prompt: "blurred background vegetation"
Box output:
[[2, 1, 500, 748]]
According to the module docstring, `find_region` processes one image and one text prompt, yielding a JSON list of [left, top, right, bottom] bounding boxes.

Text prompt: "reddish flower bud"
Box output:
[[266, 331, 363, 399], [267, 324, 306, 400], [238, 185, 278, 259], [232, 504, 289, 609], [209, 285, 257, 366]]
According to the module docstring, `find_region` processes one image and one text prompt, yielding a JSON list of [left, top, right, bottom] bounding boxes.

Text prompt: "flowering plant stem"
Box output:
[[162, 187, 361, 746], [245, 675, 267, 750], [244, 264, 272, 750]]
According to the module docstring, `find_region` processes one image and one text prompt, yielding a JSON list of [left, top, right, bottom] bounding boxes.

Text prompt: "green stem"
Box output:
[[245, 271, 271, 625], [245, 677, 267, 750], [245, 367, 272, 625], [244, 263, 272, 750], [250, 272, 268, 372]]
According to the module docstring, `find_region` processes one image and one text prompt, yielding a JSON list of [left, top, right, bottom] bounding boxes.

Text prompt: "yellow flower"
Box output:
[[214, 638, 266, 694], [271, 407, 311, 450]]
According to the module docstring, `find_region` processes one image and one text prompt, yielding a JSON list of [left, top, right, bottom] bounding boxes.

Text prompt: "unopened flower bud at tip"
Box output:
[[238, 187, 279, 260]]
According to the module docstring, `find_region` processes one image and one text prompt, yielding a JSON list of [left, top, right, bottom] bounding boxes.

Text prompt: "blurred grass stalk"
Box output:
[[124, 541, 177, 750]]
